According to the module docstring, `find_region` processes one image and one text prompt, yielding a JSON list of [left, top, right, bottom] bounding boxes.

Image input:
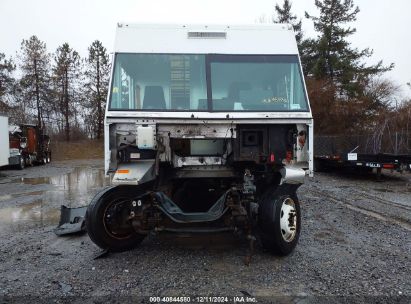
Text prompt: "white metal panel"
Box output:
[[106, 117, 313, 125], [0, 115, 10, 167], [106, 110, 312, 120], [114, 23, 299, 55], [137, 125, 156, 149]]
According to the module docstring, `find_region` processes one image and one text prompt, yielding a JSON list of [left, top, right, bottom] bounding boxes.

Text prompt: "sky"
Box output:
[[0, 0, 410, 98]]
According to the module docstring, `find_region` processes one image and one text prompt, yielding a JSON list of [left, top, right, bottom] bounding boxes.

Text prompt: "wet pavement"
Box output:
[[0, 160, 109, 234], [0, 159, 410, 301]]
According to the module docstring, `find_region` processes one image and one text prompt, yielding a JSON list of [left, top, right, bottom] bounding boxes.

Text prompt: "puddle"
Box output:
[[0, 194, 14, 201], [15, 176, 52, 185], [374, 188, 394, 193], [0, 199, 61, 231], [0, 166, 109, 232], [0, 191, 44, 203]]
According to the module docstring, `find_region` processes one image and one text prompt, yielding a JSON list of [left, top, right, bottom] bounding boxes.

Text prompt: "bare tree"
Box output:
[[0, 52, 15, 111], [52, 43, 81, 141], [84, 40, 110, 139], [18, 36, 51, 126]]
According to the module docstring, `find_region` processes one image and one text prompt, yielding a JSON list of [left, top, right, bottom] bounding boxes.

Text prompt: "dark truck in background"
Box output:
[[9, 124, 51, 169]]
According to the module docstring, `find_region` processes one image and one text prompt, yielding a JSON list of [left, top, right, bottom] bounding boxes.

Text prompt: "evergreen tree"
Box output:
[[84, 40, 110, 139], [52, 43, 81, 141], [274, 0, 303, 45], [0, 53, 15, 110], [18, 36, 51, 126], [305, 0, 393, 97]]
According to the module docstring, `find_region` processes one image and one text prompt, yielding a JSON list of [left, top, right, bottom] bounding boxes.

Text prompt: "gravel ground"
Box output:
[[0, 160, 410, 303]]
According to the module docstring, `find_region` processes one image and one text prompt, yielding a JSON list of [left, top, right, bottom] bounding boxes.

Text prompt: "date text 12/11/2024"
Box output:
[[149, 296, 258, 303]]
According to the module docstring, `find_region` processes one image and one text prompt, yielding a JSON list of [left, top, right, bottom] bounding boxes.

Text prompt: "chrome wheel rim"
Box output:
[[280, 197, 297, 242]]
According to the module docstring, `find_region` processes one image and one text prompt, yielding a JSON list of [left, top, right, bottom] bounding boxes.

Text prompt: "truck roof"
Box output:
[[114, 23, 299, 55]]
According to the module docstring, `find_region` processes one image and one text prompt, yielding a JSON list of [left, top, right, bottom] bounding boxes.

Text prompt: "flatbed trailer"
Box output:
[[314, 135, 411, 176], [315, 153, 411, 172]]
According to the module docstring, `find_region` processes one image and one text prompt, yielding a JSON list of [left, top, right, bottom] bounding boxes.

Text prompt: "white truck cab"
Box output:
[[87, 23, 313, 258]]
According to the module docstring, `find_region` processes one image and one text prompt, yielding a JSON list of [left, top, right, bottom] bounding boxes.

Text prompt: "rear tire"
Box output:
[[17, 156, 25, 170], [86, 186, 146, 252], [42, 153, 47, 165], [258, 189, 301, 255]]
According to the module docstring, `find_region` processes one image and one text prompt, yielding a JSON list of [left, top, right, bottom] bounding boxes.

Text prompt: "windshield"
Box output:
[[109, 54, 308, 111]]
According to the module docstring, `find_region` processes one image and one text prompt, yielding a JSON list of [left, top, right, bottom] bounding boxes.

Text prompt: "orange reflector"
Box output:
[[383, 164, 394, 169], [116, 169, 130, 174]]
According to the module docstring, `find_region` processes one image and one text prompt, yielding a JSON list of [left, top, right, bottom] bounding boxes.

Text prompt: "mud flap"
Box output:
[[54, 205, 88, 236], [112, 160, 156, 185]]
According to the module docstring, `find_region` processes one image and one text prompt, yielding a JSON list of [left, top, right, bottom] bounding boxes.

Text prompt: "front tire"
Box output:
[[86, 186, 146, 252], [258, 189, 301, 256]]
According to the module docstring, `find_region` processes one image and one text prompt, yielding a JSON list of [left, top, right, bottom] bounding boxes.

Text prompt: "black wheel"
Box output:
[[17, 156, 25, 170], [258, 189, 301, 255], [41, 153, 47, 165], [27, 156, 33, 167], [86, 186, 146, 252]]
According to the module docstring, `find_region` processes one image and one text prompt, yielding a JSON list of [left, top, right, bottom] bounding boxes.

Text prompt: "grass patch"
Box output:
[[51, 139, 104, 161]]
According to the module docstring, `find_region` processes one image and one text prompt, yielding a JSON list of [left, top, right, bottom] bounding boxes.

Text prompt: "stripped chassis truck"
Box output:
[[86, 24, 314, 258]]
